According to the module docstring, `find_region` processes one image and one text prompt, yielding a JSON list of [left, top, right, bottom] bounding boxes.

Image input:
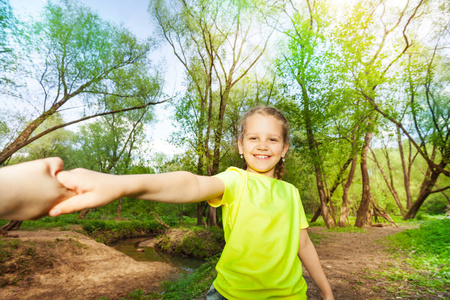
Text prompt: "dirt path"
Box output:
[[0, 226, 446, 300]]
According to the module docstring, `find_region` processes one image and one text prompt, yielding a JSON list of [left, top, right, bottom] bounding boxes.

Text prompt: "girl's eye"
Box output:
[[270, 138, 278, 142], [249, 137, 257, 140]]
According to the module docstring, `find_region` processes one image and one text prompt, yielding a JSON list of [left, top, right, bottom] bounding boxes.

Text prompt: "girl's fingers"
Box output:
[[49, 193, 99, 217]]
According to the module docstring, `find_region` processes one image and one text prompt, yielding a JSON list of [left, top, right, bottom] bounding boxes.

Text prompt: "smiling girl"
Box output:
[[50, 106, 334, 299]]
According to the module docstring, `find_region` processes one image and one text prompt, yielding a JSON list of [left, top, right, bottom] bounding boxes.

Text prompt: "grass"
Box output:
[[99, 255, 220, 300], [0, 213, 192, 244], [379, 218, 450, 297]]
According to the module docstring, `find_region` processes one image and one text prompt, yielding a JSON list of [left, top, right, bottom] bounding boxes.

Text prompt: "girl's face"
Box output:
[[238, 114, 288, 178]]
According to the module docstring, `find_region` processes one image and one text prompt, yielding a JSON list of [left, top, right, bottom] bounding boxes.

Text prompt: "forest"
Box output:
[[0, 0, 449, 298], [1, 0, 448, 226]]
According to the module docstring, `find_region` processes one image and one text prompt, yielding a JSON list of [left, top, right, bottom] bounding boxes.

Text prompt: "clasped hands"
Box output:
[[0, 157, 112, 220]]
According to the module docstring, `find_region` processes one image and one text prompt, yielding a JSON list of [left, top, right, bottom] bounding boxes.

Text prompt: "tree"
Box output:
[[0, 0, 165, 165], [0, 0, 20, 88], [15, 113, 77, 165], [337, 0, 449, 219], [72, 107, 151, 218], [278, 0, 348, 228], [151, 0, 277, 226]]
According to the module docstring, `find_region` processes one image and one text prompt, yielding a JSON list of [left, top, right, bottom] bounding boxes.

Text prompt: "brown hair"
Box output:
[[238, 106, 290, 179]]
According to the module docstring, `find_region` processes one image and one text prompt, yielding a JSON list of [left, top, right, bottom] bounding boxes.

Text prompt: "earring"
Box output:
[[282, 157, 285, 162], [240, 154, 243, 159]]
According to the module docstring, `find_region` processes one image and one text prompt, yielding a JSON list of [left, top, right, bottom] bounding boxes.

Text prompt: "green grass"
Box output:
[[100, 255, 220, 300], [326, 226, 367, 233], [382, 218, 450, 295], [0, 213, 196, 245]]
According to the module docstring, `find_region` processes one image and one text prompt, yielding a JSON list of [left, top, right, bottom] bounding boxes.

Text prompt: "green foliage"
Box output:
[[1, 0, 163, 165], [157, 255, 219, 299], [327, 226, 367, 233], [115, 255, 219, 300], [155, 227, 225, 259], [388, 219, 450, 257], [384, 219, 450, 292], [420, 195, 448, 215]]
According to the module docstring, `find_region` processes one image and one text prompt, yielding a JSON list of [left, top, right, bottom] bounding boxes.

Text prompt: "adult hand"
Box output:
[[0, 157, 75, 220]]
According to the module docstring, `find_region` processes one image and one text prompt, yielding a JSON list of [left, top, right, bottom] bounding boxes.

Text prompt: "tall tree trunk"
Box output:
[[404, 160, 446, 219], [339, 153, 358, 227], [355, 131, 373, 228], [207, 206, 218, 227], [370, 146, 405, 216], [196, 203, 205, 226], [196, 100, 206, 226], [116, 198, 123, 220], [397, 126, 414, 209], [207, 89, 231, 227], [311, 152, 354, 222], [299, 80, 334, 228]]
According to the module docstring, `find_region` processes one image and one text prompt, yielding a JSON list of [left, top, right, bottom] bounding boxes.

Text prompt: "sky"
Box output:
[[9, 0, 184, 158]]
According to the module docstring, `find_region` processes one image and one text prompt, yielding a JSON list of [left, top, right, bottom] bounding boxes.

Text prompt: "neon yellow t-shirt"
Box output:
[[208, 167, 309, 299]]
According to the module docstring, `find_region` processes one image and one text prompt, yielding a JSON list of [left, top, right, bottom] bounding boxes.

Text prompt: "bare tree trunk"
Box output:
[[78, 209, 90, 220], [0, 220, 23, 231], [404, 160, 446, 219], [369, 146, 405, 216], [339, 153, 358, 227], [397, 126, 414, 209], [115, 198, 123, 220], [311, 152, 354, 223], [355, 131, 373, 228], [196, 203, 205, 226], [207, 205, 218, 227], [371, 196, 398, 227]]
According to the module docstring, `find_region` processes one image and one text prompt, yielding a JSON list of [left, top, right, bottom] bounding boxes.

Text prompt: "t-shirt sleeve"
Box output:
[[207, 167, 245, 207], [297, 189, 309, 229]]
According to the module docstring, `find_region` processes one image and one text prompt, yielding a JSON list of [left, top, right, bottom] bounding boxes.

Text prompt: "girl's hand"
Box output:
[[0, 157, 75, 220], [50, 168, 122, 217]]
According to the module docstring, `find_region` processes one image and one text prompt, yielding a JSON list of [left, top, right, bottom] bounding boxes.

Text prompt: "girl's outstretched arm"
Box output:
[[298, 229, 334, 300], [50, 168, 224, 217]]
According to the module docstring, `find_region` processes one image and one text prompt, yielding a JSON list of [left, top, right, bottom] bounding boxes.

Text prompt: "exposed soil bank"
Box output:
[[0, 230, 178, 300]]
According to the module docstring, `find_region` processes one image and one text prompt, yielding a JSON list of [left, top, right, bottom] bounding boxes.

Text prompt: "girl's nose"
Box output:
[[257, 142, 268, 150]]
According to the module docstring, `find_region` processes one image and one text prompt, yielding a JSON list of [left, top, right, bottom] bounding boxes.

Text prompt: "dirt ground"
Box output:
[[0, 230, 179, 300], [304, 226, 448, 300], [0, 226, 447, 300]]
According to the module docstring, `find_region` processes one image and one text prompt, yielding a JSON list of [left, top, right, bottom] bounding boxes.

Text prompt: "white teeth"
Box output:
[[256, 155, 268, 159]]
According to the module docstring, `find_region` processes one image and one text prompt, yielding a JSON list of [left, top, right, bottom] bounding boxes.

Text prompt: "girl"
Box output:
[[50, 106, 334, 299]]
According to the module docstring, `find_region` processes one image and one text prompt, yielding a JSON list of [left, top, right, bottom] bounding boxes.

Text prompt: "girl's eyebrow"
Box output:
[[245, 132, 282, 138]]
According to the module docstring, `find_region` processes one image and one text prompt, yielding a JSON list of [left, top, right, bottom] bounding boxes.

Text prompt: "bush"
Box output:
[[420, 195, 448, 215], [155, 227, 225, 259]]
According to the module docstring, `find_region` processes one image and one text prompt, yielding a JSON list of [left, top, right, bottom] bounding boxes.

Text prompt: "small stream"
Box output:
[[113, 237, 205, 274]]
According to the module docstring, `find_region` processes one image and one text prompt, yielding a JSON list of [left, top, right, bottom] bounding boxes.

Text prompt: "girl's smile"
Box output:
[[238, 114, 288, 178]]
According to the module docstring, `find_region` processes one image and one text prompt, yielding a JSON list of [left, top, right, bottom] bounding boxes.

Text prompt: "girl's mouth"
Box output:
[[254, 155, 270, 159]]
